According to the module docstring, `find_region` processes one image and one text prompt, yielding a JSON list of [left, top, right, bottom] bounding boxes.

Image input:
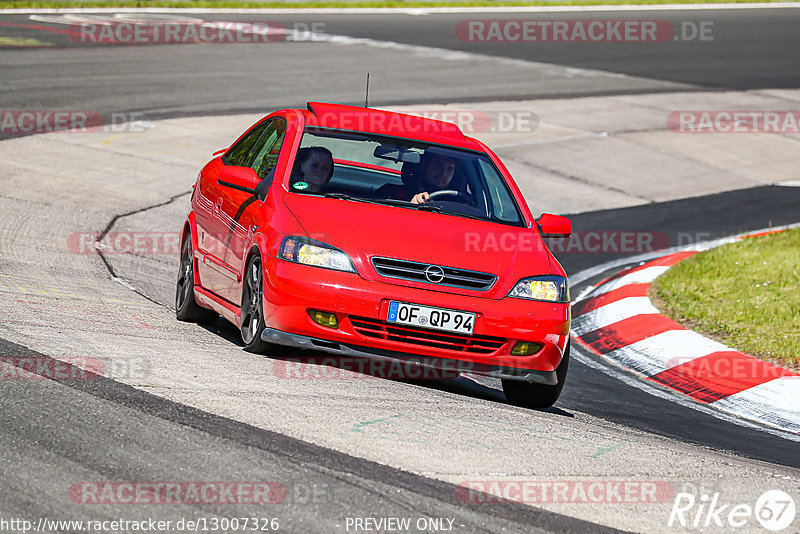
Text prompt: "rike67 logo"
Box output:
[[668, 490, 796, 531]]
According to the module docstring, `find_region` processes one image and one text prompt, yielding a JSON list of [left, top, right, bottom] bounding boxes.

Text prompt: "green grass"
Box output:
[[0, 0, 795, 9], [651, 227, 800, 371]]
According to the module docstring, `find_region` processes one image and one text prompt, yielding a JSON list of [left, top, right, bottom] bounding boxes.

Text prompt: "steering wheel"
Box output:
[[427, 190, 471, 203]]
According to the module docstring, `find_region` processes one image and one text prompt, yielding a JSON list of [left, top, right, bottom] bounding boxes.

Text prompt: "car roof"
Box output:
[[299, 102, 486, 151]]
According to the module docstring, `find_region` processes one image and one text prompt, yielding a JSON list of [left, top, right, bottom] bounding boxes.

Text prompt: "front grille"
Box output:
[[371, 257, 496, 291], [349, 316, 505, 354]]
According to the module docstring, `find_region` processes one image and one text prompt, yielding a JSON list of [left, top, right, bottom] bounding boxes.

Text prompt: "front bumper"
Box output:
[[261, 327, 557, 384], [262, 257, 570, 374]]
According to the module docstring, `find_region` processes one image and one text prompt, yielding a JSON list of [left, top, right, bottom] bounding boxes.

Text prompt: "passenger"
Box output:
[[377, 153, 458, 204], [291, 146, 334, 193]]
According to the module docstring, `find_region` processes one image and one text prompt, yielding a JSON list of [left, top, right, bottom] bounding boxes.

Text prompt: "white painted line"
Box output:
[[712, 377, 800, 434], [572, 285, 596, 304], [571, 296, 658, 336], [111, 276, 137, 292], [4, 4, 800, 15], [29, 13, 205, 24], [604, 329, 728, 376], [586, 265, 669, 298]]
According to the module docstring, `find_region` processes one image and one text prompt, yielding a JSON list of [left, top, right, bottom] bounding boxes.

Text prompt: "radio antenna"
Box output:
[[364, 73, 370, 108]]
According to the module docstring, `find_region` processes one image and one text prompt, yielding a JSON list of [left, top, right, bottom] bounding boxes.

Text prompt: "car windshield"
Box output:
[[289, 127, 524, 226]]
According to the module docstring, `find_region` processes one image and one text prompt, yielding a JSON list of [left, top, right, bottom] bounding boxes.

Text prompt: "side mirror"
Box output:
[[218, 166, 260, 195], [537, 213, 572, 238]]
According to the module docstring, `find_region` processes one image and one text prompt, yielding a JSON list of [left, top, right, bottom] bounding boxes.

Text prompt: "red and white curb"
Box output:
[[570, 228, 800, 434]]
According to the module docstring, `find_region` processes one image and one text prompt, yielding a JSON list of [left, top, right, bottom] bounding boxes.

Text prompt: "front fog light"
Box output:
[[511, 342, 544, 356], [309, 310, 338, 328]]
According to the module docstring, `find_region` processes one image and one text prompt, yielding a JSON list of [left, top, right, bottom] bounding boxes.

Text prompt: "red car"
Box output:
[[176, 102, 573, 408]]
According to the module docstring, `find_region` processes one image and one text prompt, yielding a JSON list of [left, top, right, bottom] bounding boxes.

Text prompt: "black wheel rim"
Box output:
[[241, 259, 262, 344], [176, 238, 193, 311]]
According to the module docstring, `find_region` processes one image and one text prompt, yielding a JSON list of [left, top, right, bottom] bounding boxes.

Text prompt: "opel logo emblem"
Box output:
[[424, 265, 445, 283]]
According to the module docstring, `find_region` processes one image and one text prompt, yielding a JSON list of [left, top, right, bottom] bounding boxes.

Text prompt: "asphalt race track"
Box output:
[[1, 6, 799, 533], [2, 7, 800, 123]]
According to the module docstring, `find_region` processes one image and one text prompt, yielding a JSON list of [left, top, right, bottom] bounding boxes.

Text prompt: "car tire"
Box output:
[[502, 342, 570, 409], [240, 253, 276, 354], [176, 234, 217, 323]]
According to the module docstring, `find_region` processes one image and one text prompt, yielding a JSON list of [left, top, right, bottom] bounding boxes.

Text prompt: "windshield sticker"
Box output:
[[293, 181, 309, 190]]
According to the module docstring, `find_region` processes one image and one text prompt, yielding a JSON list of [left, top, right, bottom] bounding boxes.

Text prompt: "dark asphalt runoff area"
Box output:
[[1, 7, 799, 532], [1, 8, 800, 122]]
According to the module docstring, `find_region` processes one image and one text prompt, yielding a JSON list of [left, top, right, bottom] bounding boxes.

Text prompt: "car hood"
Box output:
[[283, 194, 555, 298]]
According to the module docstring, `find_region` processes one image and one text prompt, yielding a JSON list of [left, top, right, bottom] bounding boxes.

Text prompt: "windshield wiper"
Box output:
[[322, 194, 489, 222], [368, 198, 414, 207], [367, 198, 445, 213], [415, 204, 443, 213], [323, 192, 385, 205], [323, 192, 354, 200], [324, 194, 411, 208], [371, 198, 469, 217], [415, 203, 496, 223], [324, 194, 420, 210]]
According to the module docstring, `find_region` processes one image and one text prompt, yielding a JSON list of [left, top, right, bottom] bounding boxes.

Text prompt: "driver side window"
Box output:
[[249, 120, 287, 180], [225, 120, 271, 167]]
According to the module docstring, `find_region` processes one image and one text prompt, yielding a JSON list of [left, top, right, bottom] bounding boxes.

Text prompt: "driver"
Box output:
[[377, 153, 457, 204]]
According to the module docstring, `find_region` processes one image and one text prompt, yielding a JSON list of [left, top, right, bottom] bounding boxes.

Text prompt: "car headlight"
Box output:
[[279, 237, 355, 273], [508, 275, 569, 303]]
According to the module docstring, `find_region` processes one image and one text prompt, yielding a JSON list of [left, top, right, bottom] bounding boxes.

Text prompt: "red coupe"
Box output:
[[177, 102, 573, 408]]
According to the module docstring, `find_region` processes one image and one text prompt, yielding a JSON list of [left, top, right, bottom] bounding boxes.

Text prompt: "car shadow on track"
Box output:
[[194, 314, 574, 416], [265, 348, 574, 418], [196, 315, 247, 346]]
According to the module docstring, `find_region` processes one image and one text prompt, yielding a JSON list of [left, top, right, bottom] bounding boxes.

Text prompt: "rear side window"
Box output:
[[225, 120, 271, 167]]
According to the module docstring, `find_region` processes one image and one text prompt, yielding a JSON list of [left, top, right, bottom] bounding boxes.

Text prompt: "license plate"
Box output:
[[387, 301, 475, 335]]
